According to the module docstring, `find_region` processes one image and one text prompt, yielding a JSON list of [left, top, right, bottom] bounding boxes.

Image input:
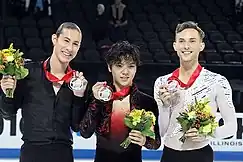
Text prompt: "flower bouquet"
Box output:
[[176, 97, 218, 143], [120, 109, 156, 149], [0, 43, 29, 98]]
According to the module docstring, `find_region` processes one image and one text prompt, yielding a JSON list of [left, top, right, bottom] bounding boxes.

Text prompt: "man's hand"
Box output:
[[129, 130, 146, 146], [72, 72, 88, 97]]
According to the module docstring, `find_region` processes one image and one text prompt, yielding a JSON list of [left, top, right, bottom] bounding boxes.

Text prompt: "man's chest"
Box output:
[[183, 75, 217, 105], [25, 74, 73, 106], [112, 95, 130, 114]]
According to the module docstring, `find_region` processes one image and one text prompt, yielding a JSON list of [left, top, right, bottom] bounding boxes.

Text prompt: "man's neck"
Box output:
[[49, 54, 68, 75], [114, 84, 122, 92], [113, 83, 131, 92], [179, 61, 199, 79]]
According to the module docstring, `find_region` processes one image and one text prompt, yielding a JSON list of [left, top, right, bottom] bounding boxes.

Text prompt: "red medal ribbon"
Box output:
[[168, 64, 203, 88], [43, 59, 74, 83], [111, 86, 131, 100]]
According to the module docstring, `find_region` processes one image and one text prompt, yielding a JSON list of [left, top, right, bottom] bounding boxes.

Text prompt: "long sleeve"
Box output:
[[214, 76, 237, 138], [70, 85, 91, 132], [0, 78, 24, 119], [154, 76, 171, 137], [70, 96, 86, 132], [144, 98, 161, 150], [79, 97, 104, 138]]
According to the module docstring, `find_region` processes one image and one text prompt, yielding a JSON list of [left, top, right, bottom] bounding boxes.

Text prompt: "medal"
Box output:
[[167, 80, 179, 93], [98, 86, 113, 101], [68, 76, 84, 91]]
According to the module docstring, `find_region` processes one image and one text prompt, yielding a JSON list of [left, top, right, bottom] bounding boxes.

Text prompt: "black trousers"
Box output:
[[20, 143, 73, 162], [161, 145, 214, 162], [94, 148, 142, 162]]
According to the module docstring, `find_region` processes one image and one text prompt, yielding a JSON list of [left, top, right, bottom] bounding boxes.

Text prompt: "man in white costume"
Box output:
[[154, 21, 237, 162]]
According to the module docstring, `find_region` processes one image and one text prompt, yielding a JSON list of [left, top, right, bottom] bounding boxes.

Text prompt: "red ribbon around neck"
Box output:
[[43, 59, 74, 83], [111, 86, 131, 100], [168, 64, 203, 89]]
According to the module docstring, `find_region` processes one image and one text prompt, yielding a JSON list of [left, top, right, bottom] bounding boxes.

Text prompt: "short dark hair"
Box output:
[[56, 22, 81, 37], [105, 41, 141, 66], [175, 21, 205, 40]]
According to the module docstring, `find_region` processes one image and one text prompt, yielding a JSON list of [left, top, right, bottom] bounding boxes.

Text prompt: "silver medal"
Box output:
[[69, 77, 83, 91], [98, 86, 112, 101], [167, 80, 179, 93]]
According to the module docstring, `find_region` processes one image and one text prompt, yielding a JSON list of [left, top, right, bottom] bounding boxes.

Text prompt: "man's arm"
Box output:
[[70, 95, 86, 132], [70, 83, 92, 132], [79, 96, 103, 138], [154, 77, 171, 137], [214, 76, 237, 138], [0, 79, 24, 119]]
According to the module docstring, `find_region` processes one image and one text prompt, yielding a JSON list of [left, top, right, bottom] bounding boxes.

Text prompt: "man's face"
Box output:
[[52, 28, 82, 63], [173, 28, 205, 63], [108, 59, 137, 88], [97, 4, 104, 14]]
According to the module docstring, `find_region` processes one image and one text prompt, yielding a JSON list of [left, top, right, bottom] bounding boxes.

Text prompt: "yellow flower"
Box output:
[[202, 124, 212, 134], [145, 111, 152, 116], [5, 55, 14, 62], [2, 49, 15, 62], [152, 115, 156, 124], [129, 109, 143, 126], [129, 109, 143, 118], [187, 111, 196, 120], [132, 116, 141, 126], [203, 105, 211, 114]]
